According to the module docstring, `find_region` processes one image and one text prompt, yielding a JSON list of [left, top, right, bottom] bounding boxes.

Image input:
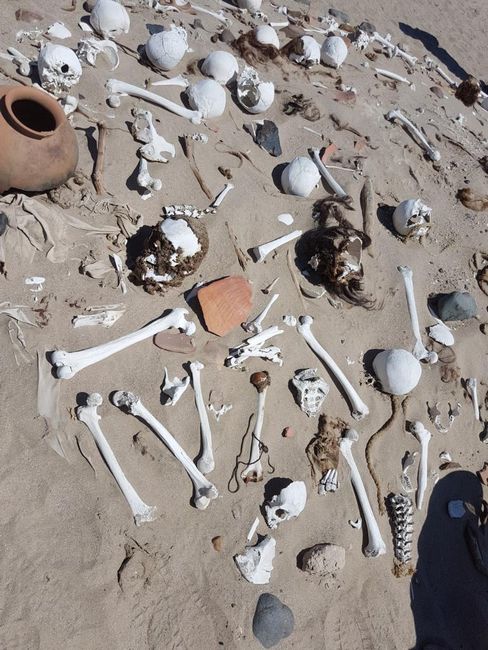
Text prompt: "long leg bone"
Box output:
[[408, 420, 431, 510], [340, 429, 386, 557], [309, 148, 348, 198], [372, 33, 417, 66], [189, 361, 215, 474], [397, 265, 437, 364], [241, 372, 270, 482], [375, 68, 415, 89], [112, 391, 218, 509], [77, 393, 157, 526], [242, 294, 279, 334], [297, 316, 369, 420], [51, 308, 195, 379], [386, 109, 440, 162], [466, 378, 480, 421], [252, 230, 302, 263], [106, 79, 202, 124]]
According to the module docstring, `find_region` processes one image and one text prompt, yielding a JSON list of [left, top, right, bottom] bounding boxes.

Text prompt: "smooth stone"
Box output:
[[328, 7, 350, 23], [437, 291, 477, 321], [448, 500, 465, 519], [153, 330, 196, 354], [358, 20, 376, 35], [252, 593, 294, 648], [300, 543, 346, 576], [255, 120, 282, 157]]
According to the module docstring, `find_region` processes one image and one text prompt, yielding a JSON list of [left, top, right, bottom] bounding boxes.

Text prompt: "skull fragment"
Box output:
[[291, 368, 329, 417]]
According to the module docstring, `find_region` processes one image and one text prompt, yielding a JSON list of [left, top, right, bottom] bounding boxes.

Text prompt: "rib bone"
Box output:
[[189, 361, 215, 474], [77, 393, 157, 526], [252, 230, 302, 263], [241, 372, 270, 482], [386, 109, 440, 162], [309, 148, 347, 198], [466, 378, 480, 421], [112, 391, 218, 509], [297, 315, 369, 420], [397, 265, 437, 364], [106, 79, 202, 124], [51, 308, 195, 379], [408, 420, 431, 510], [340, 429, 386, 557], [242, 293, 279, 334]]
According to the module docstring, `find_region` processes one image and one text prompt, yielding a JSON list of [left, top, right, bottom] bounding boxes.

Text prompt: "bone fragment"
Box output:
[[77, 394, 157, 526], [226, 326, 283, 367], [234, 536, 276, 584], [190, 361, 215, 474], [397, 265, 437, 363], [242, 294, 279, 334], [372, 33, 417, 66], [241, 372, 270, 482], [360, 176, 375, 257], [137, 158, 162, 198], [309, 147, 348, 198], [466, 378, 480, 421], [247, 516, 260, 541], [340, 429, 386, 557], [51, 308, 195, 379], [210, 183, 234, 208], [150, 74, 189, 88], [106, 78, 202, 124], [252, 230, 302, 263], [386, 109, 440, 162], [161, 368, 190, 405], [408, 420, 431, 510], [72, 310, 124, 328], [375, 68, 415, 88], [131, 108, 175, 163], [297, 316, 369, 420], [112, 391, 218, 509]]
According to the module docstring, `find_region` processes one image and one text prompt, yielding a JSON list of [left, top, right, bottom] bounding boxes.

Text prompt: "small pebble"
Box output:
[[211, 536, 223, 551], [448, 499, 465, 518], [282, 426, 294, 438], [252, 593, 294, 648], [277, 213, 294, 226]]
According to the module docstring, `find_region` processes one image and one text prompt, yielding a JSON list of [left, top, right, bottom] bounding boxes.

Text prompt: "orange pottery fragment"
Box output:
[[198, 276, 252, 336]]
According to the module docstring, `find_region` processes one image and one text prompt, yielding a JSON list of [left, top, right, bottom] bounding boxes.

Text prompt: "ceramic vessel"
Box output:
[[0, 85, 79, 193], [198, 276, 253, 336]]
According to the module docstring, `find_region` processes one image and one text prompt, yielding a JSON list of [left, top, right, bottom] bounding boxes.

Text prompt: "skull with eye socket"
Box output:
[[38, 44, 82, 96], [264, 481, 307, 529]]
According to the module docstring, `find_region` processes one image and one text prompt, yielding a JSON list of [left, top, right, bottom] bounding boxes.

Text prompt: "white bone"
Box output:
[[373, 348, 421, 395], [145, 25, 188, 71], [0, 48, 31, 76], [191, 5, 232, 25], [424, 58, 457, 87], [319, 468, 338, 493], [241, 373, 270, 482], [297, 316, 369, 420], [51, 308, 195, 379], [187, 79, 227, 119], [201, 50, 238, 84], [112, 391, 218, 510], [386, 109, 440, 162], [208, 403, 232, 421], [226, 326, 283, 367], [291, 368, 329, 417], [236, 66, 275, 114], [321, 35, 348, 68], [234, 535, 276, 584], [253, 230, 302, 263], [466, 378, 480, 421], [211, 183, 234, 208], [72, 310, 124, 328], [25, 276, 45, 292], [375, 68, 415, 89], [242, 293, 279, 334], [90, 0, 130, 39], [349, 518, 362, 529], [247, 516, 260, 541], [77, 38, 119, 69], [397, 265, 437, 363], [106, 79, 202, 124], [38, 43, 82, 95], [264, 481, 307, 528], [161, 368, 190, 405], [372, 33, 417, 66], [392, 198, 431, 239], [289, 36, 320, 67], [131, 108, 175, 163], [254, 25, 280, 48], [189, 361, 215, 474], [77, 393, 157, 526], [46, 22, 72, 39], [150, 75, 189, 88], [309, 148, 348, 198], [340, 429, 386, 557], [408, 420, 431, 510], [236, 0, 262, 12], [137, 158, 162, 198], [281, 157, 320, 197]]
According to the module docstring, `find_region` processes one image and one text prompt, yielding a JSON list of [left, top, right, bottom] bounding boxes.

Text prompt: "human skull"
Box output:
[[254, 25, 280, 48], [373, 348, 422, 395], [281, 156, 320, 197], [392, 199, 432, 239], [289, 36, 321, 67], [201, 50, 238, 84], [236, 66, 275, 114], [321, 35, 348, 68], [187, 79, 227, 119], [145, 25, 188, 71], [38, 43, 82, 95], [90, 0, 130, 39], [264, 481, 307, 529]]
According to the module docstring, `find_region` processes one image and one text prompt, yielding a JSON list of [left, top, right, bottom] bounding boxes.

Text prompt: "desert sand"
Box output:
[[1, 0, 488, 648]]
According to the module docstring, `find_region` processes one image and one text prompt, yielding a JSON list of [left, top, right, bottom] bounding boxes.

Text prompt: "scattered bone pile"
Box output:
[[2, 0, 488, 646]]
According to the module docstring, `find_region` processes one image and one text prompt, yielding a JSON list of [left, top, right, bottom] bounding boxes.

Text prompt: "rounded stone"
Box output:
[[299, 543, 346, 576], [252, 593, 294, 648], [437, 291, 477, 321]]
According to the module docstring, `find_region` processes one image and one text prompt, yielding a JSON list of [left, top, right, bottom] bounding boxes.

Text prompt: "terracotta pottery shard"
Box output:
[[153, 330, 196, 354], [198, 276, 252, 336]]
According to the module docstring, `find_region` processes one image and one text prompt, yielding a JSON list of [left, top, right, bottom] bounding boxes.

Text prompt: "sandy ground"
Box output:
[[1, 0, 488, 648]]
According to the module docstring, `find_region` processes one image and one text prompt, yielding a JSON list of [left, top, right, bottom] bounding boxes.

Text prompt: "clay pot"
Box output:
[[0, 85, 78, 193]]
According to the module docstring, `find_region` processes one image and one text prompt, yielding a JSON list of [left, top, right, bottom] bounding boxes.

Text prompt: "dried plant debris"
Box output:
[[455, 76, 481, 107], [465, 501, 488, 578], [387, 493, 414, 577], [282, 93, 320, 122], [306, 414, 346, 494], [298, 203, 373, 308], [457, 188, 488, 212], [471, 252, 488, 296], [131, 217, 208, 293]]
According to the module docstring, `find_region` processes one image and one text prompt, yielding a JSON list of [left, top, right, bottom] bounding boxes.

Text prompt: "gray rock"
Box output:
[[437, 291, 477, 321], [328, 7, 350, 23], [358, 21, 376, 35], [252, 593, 294, 648], [300, 543, 346, 576]]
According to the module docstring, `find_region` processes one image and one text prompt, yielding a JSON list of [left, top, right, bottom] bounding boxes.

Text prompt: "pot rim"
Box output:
[[3, 86, 64, 139]]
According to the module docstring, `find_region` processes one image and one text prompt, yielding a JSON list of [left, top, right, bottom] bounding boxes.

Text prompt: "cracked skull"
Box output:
[[38, 43, 82, 95]]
